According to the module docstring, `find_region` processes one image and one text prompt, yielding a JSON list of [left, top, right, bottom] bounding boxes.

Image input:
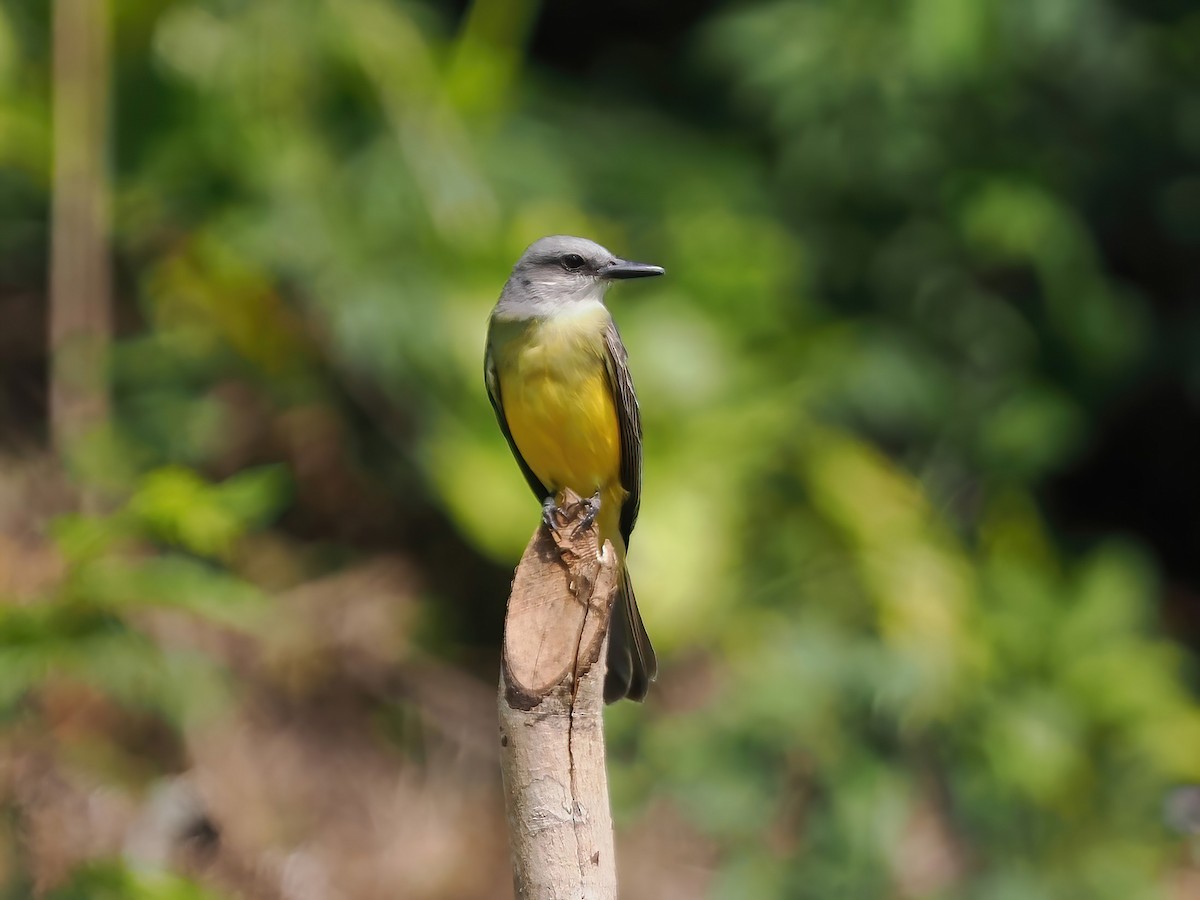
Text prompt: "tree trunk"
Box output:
[[49, 0, 112, 476]]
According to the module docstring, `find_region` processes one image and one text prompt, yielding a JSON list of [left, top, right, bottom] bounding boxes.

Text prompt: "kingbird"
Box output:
[[485, 235, 663, 702]]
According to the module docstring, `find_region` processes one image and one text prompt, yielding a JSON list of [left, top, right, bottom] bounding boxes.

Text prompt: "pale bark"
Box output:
[[498, 490, 619, 900]]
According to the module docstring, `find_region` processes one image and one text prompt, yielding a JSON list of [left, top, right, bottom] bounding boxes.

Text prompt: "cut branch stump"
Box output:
[[498, 489, 619, 900]]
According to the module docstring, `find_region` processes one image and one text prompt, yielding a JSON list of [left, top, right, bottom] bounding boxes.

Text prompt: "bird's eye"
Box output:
[[561, 253, 586, 272]]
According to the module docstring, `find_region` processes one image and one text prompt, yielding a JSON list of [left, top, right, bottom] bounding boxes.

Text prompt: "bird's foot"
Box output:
[[542, 491, 602, 538], [571, 490, 602, 539], [541, 495, 562, 534]]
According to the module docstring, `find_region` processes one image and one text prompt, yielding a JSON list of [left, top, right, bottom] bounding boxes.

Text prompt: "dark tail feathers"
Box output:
[[604, 567, 658, 703]]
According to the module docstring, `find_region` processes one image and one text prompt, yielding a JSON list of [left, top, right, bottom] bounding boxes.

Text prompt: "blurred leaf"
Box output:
[[127, 465, 290, 560], [47, 862, 223, 900]]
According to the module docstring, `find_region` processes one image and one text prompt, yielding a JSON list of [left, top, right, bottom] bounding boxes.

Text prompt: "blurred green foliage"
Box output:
[[1, 463, 279, 724], [45, 863, 220, 900], [2, 0, 1199, 896]]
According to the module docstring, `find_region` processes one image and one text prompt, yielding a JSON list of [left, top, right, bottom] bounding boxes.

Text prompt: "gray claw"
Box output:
[[571, 491, 602, 538], [542, 496, 561, 533]]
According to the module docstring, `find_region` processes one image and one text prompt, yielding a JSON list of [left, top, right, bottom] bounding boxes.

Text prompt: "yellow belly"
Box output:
[[495, 313, 626, 540]]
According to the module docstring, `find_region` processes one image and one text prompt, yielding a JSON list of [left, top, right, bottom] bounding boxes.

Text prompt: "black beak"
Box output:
[[601, 259, 666, 279]]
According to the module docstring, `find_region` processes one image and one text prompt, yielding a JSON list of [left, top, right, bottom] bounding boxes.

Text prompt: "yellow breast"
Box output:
[[494, 308, 624, 513]]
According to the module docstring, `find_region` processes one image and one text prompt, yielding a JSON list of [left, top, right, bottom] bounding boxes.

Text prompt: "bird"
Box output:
[[484, 235, 663, 702]]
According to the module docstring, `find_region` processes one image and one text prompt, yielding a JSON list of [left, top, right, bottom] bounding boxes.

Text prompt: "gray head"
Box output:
[[495, 235, 664, 315]]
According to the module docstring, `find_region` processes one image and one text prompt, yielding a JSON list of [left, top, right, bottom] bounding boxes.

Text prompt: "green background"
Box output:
[[2, 0, 1199, 897]]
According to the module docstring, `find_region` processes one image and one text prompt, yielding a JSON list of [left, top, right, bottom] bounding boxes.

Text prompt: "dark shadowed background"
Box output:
[[2, 0, 1200, 897]]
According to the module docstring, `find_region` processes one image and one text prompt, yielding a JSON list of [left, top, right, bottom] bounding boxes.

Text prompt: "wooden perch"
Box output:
[[499, 489, 619, 900]]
